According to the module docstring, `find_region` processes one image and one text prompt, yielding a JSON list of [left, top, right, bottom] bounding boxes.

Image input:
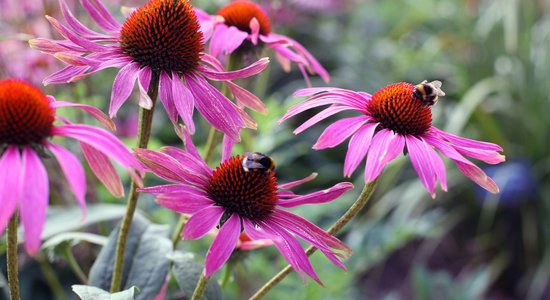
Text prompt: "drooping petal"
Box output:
[[199, 57, 269, 81], [278, 173, 318, 190], [161, 146, 212, 177], [405, 136, 437, 197], [431, 127, 503, 151], [158, 71, 178, 125], [249, 17, 260, 44], [313, 116, 370, 149], [20, 147, 49, 254], [204, 214, 241, 276], [183, 205, 225, 240], [277, 182, 353, 208], [225, 81, 268, 114], [50, 100, 115, 131], [137, 67, 154, 110], [0, 146, 22, 234], [81, 0, 121, 32], [343, 123, 378, 177], [222, 135, 236, 163], [46, 142, 87, 214], [138, 183, 205, 196], [172, 74, 195, 133], [294, 105, 354, 135], [109, 63, 140, 118], [80, 142, 124, 198], [364, 129, 405, 183]]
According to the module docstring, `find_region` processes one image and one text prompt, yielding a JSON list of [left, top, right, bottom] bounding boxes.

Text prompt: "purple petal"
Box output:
[[405, 136, 438, 197], [249, 18, 260, 44], [431, 127, 503, 151], [183, 205, 225, 240], [43, 65, 89, 85], [0, 146, 22, 234], [158, 71, 179, 125], [454, 147, 505, 165], [294, 106, 354, 135], [364, 130, 405, 183], [313, 116, 370, 149], [209, 24, 248, 57], [199, 57, 269, 81], [45, 16, 108, 52], [222, 135, 235, 163], [278, 173, 318, 190], [226, 81, 268, 113], [156, 192, 214, 214], [137, 67, 153, 110], [51, 100, 115, 131], [134, 148, 207, 186], [80, 142, 124, 198], [138, 183, 205, 196], [277, 182, 353, 208], [161, 146, 212, 177], [344, 123, 378, 177], [172, 73, 196, 133], [109, 63, 140, 118], [81, 0, 121, 32], [20, 147, 49, 254], [46, 142, 87, 214], [59, 0, 109, 40], [204, 214, 241, 276]]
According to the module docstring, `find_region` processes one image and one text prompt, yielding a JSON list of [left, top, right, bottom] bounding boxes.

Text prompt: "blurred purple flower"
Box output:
[[0, 79, 143, 254], [30, 0, 269, 141], [136, 130, 353, 282], [195, 0, 329, 86], [280, 82, 506, 198]]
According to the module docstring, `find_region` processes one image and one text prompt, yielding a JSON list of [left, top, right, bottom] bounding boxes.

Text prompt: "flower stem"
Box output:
[[63, 245, 88, 283], [6, 212, 20, 300], [249, 179, 378, 300], [171, 214, 189, 248], [37, 253, 68, 300], [110, 73, 159, 293], [203, 126, 220, 164], [190, 271, 210, 300]]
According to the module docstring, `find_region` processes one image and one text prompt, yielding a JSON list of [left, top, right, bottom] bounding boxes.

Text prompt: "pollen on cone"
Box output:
[[207, 155, 278, 221], [0, 79, 54, 145], [218, 0, 271, 35], [367, 82, 432, 136], [120, 0, 204, 74]]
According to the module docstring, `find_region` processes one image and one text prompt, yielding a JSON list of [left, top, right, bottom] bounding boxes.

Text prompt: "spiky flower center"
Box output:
[[217, 0, 271, 35], [207, 155, 278, 221], [0, 79, 54, 145], [367, 82, 432, 136], [120, 0, 204, 74]]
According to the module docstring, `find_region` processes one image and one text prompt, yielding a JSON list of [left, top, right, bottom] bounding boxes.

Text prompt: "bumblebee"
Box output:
[[242, 152, 275, 173], [413, 80, 445, 107]]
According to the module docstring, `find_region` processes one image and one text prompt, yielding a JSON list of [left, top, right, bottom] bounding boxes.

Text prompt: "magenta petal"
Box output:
[[46, 142, 87, 214], [156, 192, 214, 214], [204, 214, 241, 276], [344, 123, 378, 177], [278, 173, 318, 190], [221, 135, 236, 163], [226, 81, 268, 113], [20, 147, 49, 254], [172, 74, 195, 133], [51, 100, 115, 131], [454, 147, 506, 165], [138, 183, 204, 195], [81, 0, 121, 32], [134, 148, 207, 186], [431, 127, 503, 151], [183, 205, 225, 240], [157, 71, 178, 125], [364, 129, 405, 183], [313, 116, 370, 149], [137, 67, 154, 110], [199, 57, 269, 81], [0, 146, 22, 234], [294, 106, 353, 135], [209, 24, 248, 57], [277, 182, 353, 208], [405, 136, 437, 197], [109, 63, 140, 118], [80, 142, 124, 198], [161, 146, 212, 177]]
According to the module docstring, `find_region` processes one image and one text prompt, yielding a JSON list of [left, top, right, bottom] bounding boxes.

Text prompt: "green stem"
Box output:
[[219, 263, 232, 288], [110, 72, 159, 293], [64, 245, 88, 284], [171, 214, 189, 248], [203, 127, 220, 165], [37, 253, 67, 300], [249, 179, 378, 300], [6, 212, 20, 300], [190, 272, 210, 300]]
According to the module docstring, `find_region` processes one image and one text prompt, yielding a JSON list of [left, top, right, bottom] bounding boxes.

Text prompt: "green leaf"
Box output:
[[88, 215, 172, 300], [72, 285, 139, 300]]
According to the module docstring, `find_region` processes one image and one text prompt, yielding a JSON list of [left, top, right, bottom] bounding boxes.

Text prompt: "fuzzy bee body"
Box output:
[[413, 80, 445, 107], [242, 152, 275, 173]]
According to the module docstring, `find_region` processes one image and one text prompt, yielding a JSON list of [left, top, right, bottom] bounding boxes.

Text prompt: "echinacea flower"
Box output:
[[195, 0, 329, 85], [280, 81, 506, 197], [0, 79, 143, 254], [30, 0, 269, 141], [136, 130, 353, 283]]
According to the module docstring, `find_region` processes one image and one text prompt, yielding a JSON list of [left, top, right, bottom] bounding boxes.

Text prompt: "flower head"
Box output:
[[136, 131, 353, 283], [0, 79, 143, 254], [195, 0, 329, 86], [30, 0, 269, 141], [280, 81, 506, 198]]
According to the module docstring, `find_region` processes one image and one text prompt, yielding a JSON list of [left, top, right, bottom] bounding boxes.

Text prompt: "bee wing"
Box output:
[[430, 80, 445, 96]]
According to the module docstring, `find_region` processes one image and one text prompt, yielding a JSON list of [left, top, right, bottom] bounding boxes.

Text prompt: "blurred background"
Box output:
[[1, 0, 549, 299]]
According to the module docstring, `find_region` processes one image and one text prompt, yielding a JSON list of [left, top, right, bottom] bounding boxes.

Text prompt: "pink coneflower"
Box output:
[[195, 0, 329, 85], [30, 0, 269, 141], [0, 79, 142, 254], [280, 81, 506, 197], [136, 131, 353, 283]]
